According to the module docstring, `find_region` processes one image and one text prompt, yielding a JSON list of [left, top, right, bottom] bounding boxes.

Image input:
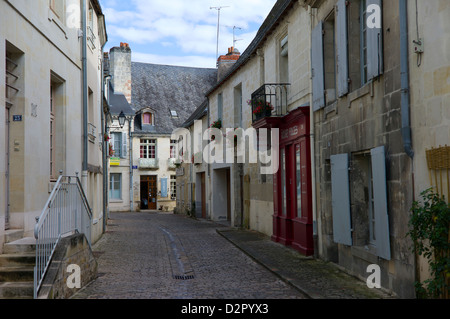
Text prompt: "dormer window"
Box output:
[[142, 112, 154, 125]]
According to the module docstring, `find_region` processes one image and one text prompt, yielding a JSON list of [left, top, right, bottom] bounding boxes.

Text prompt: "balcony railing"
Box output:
[[251, 83, 290, 123], [34, 174, 92, 298], [168, 158, 179, 170], [139, 158, 159, 170]]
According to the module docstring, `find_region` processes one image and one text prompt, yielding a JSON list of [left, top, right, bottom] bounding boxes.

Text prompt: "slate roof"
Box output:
[[108, 82, 134, 116], [131, 62, 217, 135], [182, 99, 208, 128]]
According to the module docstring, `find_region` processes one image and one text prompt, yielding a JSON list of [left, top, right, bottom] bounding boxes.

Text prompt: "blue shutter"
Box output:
[[371, 146, 391, 260], [331, 153, 352, 246], [336, 0, 349, 97], [311, 21, 325, 111], [121, 132, 127, 158], [367, 0, 383, 80], [161, 178, 168, 198]]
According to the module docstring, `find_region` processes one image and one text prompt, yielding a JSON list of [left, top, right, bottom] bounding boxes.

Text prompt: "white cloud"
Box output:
[[100, 0, 276, 67], [132, 52, 217, 69]]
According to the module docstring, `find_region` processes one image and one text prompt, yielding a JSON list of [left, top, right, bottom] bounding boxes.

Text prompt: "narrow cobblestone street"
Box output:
[[72, 212, 307, 299]]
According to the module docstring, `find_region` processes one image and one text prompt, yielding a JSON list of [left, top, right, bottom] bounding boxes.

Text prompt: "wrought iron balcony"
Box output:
[[250, 83, 290, 123], [139, 158, 159, 170]]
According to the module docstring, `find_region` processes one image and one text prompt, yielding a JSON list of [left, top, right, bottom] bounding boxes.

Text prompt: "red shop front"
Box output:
[[254, 106, 313, 256]]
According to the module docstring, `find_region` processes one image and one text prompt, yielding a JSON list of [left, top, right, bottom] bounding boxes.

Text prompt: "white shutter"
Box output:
[[336, 0, 349, 97], [331, 153, 353, 246], [371, 146, 391, 260], [367, 0, 384, 80], [121, 132, 127, 158], [312, 21, 325, 111]]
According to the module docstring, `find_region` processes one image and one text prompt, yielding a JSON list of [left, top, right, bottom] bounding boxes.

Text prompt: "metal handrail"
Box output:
[[33, 174, 93, 299]]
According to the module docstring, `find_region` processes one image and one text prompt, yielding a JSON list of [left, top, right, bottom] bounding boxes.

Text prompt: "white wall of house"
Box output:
[[132, 135, 177, 212], [0, 0, 106, 247], [206, 1, 312, 236]]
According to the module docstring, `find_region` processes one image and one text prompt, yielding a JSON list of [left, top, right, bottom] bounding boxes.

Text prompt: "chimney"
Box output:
[[109, 43, 132, 103], [217, 47, 241, 81]]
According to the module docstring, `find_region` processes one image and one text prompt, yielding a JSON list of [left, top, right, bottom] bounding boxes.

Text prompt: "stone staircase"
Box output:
[[0, 230, 35, 299]]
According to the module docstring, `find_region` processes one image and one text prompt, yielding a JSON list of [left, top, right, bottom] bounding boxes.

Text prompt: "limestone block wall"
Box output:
[[312, 0, 415, 298], [37, 234, 98, 299], [408, 0, 450, 285]]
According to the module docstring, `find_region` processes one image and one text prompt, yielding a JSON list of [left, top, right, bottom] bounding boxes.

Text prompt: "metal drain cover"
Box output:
[[173, 275, 195, 280]]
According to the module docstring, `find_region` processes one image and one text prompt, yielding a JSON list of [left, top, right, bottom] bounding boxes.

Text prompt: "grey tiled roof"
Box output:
[[182, 99, 208, 128], [108, 82, 134, 116], [131, 62, 217, 135]]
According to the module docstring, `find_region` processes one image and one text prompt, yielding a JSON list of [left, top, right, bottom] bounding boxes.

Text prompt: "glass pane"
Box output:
[[296, 145, 302, 218], [281, 149, 286, 216]]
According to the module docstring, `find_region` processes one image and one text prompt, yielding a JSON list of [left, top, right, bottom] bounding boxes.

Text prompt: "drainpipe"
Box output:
[[101, 53, 106, 234], [399, 0, 414, 159], [129, 118, 133, 212], [81, 0, 89, 189], [309, 6, 319, 258]]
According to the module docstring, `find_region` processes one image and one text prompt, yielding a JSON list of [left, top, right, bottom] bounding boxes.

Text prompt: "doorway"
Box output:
[[200, 173, 206, 218], [141, 175, 157, 210], [4, 104, 10, 230]]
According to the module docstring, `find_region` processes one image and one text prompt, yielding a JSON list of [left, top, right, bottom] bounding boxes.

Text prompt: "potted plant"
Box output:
[[248, 99, 274, 119], [210, 119, 222, 141], [108, 143, 114, 157]]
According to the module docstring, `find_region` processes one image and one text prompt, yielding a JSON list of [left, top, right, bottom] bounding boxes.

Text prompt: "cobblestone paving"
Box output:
[[72, 212, 306, 299]]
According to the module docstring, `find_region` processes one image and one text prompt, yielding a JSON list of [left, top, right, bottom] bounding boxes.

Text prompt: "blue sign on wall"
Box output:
[[161, 178, 168, 198]]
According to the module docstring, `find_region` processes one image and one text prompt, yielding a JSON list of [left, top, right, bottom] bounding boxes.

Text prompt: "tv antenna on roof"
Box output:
[[224, 26, 243, 48], [210, 6, 230, 63]]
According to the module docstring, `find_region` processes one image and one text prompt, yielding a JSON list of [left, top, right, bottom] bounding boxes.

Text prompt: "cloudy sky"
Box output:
[[99, 0, 276, 68]]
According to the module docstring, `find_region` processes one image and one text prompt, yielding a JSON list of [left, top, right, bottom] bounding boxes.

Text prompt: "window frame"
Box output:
[[140, 139, 157, 159], [109, 173, 122, 200]]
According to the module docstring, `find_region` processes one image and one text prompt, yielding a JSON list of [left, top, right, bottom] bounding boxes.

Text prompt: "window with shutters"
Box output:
[[312, 0, 383, 111], [331, 147, 391, 260], [111, 132, 127, 158], [347, 0, 383, 90]]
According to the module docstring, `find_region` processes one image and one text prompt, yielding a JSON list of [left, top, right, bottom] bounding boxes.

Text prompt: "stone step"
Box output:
[[0, 282, 33, 299], [3, 237, 36, 254], [0, 253, 35, 267], [0, 266, 34, 282], [4, 229, 24, 244]]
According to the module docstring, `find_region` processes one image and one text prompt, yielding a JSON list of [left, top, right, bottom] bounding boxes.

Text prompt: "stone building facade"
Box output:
[[107, 45, 217, 213], [306, 0, 416, 298], [0, 0, 107, 250]]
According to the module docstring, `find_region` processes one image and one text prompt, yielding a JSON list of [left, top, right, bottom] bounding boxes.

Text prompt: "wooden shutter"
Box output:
[[336, 0, 349, 97], [366, 0, 384, 80], [121, 132, 127, 158], [331, 153, 352, 246], [311, 21, 325, 111], [371, 146, 391, 260]]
